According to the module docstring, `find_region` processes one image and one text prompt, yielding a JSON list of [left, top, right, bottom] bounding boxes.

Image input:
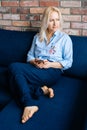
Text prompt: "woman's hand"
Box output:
[[39, 60, 63, 69], [29, 59, 63, 69], [41, 60, 52, 68], [35, 59, 46, 68], [35, 60, 52, 69], [29, 59, 45, 68], [29, 59, 37, 66]]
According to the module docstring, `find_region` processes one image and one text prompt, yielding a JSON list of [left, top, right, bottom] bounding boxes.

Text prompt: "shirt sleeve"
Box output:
[[59, 35, 73, 70], [26, 35, 37, 62]]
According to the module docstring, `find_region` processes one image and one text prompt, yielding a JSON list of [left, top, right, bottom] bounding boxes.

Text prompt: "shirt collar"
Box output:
[[53, 30, 60, 37], [44, 30, 60, 42]]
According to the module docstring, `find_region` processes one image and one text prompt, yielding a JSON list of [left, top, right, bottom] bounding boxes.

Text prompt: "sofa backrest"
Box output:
[[0, 29, 37, 66], [0, 29, 87, 79], [64, 35, 87, 79]]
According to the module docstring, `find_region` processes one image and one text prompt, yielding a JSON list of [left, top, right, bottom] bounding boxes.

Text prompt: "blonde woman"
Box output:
[[9, 6, 73, 124]]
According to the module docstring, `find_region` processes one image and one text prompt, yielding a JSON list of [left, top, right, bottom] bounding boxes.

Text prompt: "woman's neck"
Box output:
[[46, 30, 54, 44]]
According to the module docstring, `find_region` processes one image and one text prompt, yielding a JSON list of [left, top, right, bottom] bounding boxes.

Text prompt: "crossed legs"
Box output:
[[21, 86, 54, 123], [9, 62, 60, 124]]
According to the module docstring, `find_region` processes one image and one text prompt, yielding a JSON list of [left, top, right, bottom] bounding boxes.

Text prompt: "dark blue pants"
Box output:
[[9, 62, 61, 108]]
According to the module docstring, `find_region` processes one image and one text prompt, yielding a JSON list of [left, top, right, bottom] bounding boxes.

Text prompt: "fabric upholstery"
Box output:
[[0, 29, 87, 130], [0, 67, 8, 88], [0, 76, 87, 130], [0, 29, 36, 66], [64, 35, 87, 79]]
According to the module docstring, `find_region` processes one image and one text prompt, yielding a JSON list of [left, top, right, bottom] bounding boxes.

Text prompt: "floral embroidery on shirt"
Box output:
[[49, 45, 56, 54]]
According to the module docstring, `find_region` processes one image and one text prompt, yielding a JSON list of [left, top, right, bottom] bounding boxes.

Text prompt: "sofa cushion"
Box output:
[[0, 76, 86, 130], [0, 66, 12, 110], [0, 29, 37, 66], [0, 66, 9, 88], [63, 35, 87, 79], [0, 88, 12, 111]]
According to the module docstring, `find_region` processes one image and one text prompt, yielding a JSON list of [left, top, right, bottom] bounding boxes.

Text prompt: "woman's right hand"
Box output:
[[29, 59, 37, 66], [30, 59, 45, 68]]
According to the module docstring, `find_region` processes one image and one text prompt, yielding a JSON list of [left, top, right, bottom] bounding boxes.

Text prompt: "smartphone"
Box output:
[[35, 59, 44, 64]]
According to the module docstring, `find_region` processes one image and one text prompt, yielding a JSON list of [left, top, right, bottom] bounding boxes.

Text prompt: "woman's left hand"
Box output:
[[36, 60, 52, 69]]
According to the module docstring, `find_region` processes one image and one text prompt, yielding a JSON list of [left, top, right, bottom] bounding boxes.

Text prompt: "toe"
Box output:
[[21, 106, 38, 123], [48, 88, 54, 98]]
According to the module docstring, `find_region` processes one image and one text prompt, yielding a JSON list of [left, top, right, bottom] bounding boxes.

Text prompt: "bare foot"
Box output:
[[22, 106, 39, 123], [41, 86, 54, 98]]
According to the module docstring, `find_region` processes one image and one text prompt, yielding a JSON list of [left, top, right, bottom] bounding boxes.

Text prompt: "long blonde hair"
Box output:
[[39, 6, 63, 42]]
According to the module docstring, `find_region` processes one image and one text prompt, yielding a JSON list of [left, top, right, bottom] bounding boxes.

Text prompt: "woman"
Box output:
[[9, 6, 73, 124]]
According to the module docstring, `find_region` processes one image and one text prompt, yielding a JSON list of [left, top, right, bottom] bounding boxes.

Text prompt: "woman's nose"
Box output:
[[53, 21, 56, 25]]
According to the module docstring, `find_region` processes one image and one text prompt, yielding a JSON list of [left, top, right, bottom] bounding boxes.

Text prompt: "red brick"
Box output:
[[31, 21, 41, 28], [11, 7, 30, 14], [11, 7, 21, 14], [3, 14, 20, 20], [82, 16, 87, 22], [0, 0, 86, 36], [61, 1, 81, 7], [63, 22, 70, 29], [82, 30, 87, 36], [20, 1, 39, 7], [71, 22, 87, 29], [63, 29, 81, 35], [71, 8, 87, 15], [30, 15, 40, 21], [4, 26, 22, 31], [60, 8, 70, 15], [2, 1, 19, 7], [0, 7, 11, 13], [40, 1, 60, 7], [12, 21, 30, 27], [30, 8, 44, 14], [20, 14, 29, 20], [0, 20, 11, 25], [20, 8, 30, 14], [63, 15, 81, 22]]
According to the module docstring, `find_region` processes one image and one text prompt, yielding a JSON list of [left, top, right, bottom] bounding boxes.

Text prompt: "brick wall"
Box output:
[[0, 0, 87, 36]]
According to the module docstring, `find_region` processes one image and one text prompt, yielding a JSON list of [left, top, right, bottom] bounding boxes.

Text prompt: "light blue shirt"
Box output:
[[27, 30, 73, 70]]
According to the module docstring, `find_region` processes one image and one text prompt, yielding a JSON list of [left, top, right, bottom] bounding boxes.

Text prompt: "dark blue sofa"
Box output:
[[0, 29, 87, 130]]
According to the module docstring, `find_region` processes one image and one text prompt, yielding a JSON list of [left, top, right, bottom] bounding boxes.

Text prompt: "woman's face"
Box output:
[[47, 11, 60, 33]]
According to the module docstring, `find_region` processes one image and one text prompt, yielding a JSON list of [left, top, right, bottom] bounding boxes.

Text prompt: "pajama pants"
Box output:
[[8, 62, 61, 108]]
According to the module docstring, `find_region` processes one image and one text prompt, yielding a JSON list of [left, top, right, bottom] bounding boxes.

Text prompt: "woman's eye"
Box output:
[[56, 19, 59, 21], [49, 19, 53, 22], [49, 19, 59, 22]]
